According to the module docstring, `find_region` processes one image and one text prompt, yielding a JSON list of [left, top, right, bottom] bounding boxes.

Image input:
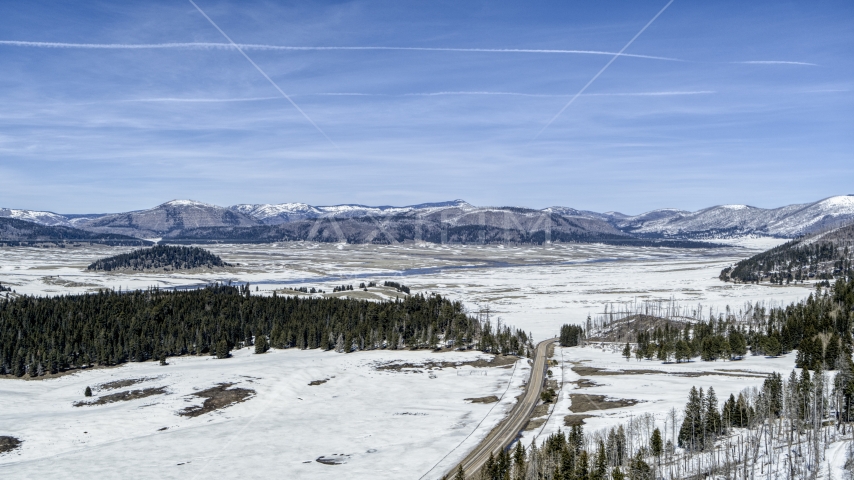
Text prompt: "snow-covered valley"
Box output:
[[0, 239, 845, 478]]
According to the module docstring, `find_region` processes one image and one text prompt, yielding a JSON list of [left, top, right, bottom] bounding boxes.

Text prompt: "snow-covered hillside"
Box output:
[[230, 200, 473, 225], [0, 208, 71, 227], [4, 195, 853, 239], [613, 195, 854, 238]]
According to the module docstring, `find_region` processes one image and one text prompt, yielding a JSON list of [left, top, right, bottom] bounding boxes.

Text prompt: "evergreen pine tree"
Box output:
[[622, 342, 632, 361], [650, 428, 663, 458], [628, 452, 652, 480], [674, 340, 691, 363], [678, 386, 704, 450], [216, 339, 230, 359], [612, 466, 625, 480], [705, 387, 722, 438], [591, 440, 607, 480], [453, 465, 465, 480], [255, 334, 269, 354]]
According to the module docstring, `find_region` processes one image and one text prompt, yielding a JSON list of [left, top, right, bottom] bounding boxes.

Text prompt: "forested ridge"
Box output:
[[0, 285, 531, 377], [720, 222, 854, 284], [588, 279, 854, 372], [468, 279, 854, 480], [87, 245, 231, 272], [0, 217, 150, 247]]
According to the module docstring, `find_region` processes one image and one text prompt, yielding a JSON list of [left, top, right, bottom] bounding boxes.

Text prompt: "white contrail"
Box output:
[[398, 90, 714, 97], [735, 60, 818, 66], [533, 0, 676, 139], [187, 0, 337, 147], [125, 96, 281, 103], [120, 90, 714, 102], [1, 40, 817, 67], [0, 39, 681, 61]]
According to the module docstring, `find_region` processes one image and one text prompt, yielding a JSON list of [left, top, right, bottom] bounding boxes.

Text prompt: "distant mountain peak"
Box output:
[[159, 199, 216, 208]]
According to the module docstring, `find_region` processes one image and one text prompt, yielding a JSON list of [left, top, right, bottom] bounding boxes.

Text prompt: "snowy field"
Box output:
[[0, 238, 812, 342], [0, 348, 529, 479], [0, 239, 835, 478]]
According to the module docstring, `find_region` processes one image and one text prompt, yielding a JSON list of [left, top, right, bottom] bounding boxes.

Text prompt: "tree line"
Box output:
[[560, 324, 585, 347], [720, 237, 853, 284], [452, 361, 854, 480], [87, 245, 232, 272], [599, 279, 854, 373], [0, 284, 532, 377]]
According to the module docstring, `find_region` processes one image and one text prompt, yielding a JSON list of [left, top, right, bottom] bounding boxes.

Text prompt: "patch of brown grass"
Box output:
[[74, 386, 167, 407], [573, 379, 600, 389], [375, 355, 517, 372], [179, 383, 254, 417], [465, 395, 499, 404], [569, 394, 639, 413], [572, 366, 665, 376], [98, 377, 154, 391], [531, 403, 550, 418], [564, 414, 595, 426], [525, 418, 547, 431]]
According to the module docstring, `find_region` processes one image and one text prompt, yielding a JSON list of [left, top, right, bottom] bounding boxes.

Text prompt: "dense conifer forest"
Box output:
[[587, 279, 854, 372], [559, 324, 585, 347], [462, 279, 854, 480], [87, 245, 232, 272], [720, 223, 854, 284], [462, 362, 854, 479], [0, 285, 531, 377], [0, 217, 150, 246]]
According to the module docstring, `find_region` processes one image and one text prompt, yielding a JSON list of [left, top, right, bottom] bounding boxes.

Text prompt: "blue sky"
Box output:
[[0, 1, 851, 214]]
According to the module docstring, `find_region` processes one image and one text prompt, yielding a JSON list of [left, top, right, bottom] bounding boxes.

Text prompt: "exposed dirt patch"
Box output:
[[179, 383, 255, 417], [0, 436, 22, 454], [465, 395, 499, 404], [374, 355, 517, 372], [572, 379, 600, 389], [564, 414, 596, 426], [309, 378, 329, 386], [525, 418, 547, 431], [572, 366, 665, 376], [572, 364, 764, 379], [569, 394, 640, 413], [98, 377, 154, 391], [41, 276, 99, 288], [316, 454, 349, 465], [74, 386, 167, 407], [531, 403, 550, 418]]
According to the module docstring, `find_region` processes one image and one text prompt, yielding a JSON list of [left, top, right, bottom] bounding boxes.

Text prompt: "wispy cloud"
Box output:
[[534, 0, 676, 139], [125, 96, 281, 103], [326, 90, 715, 97], [0, 40, 682, 61], [187, 0, 337, 148], [734, 60, 818, 66], [122, 91, 715, 101]]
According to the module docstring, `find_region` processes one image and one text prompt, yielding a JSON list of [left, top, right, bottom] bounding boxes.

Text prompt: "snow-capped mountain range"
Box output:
[[2, 196, 853, 240], [610, 195, 854, 238]]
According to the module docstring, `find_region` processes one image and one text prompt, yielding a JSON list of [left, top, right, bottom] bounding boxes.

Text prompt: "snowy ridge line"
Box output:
[[5, 195, 854, 240]]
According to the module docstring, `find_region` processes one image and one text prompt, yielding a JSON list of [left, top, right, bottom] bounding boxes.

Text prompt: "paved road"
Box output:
[[448, 337, 558, 479]]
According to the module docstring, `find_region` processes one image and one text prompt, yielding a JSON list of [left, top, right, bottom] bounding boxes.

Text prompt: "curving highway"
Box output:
[[447, 337, 558, 479]]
